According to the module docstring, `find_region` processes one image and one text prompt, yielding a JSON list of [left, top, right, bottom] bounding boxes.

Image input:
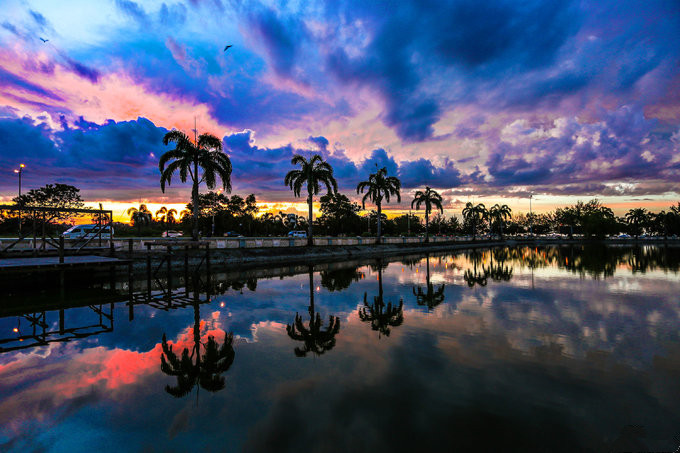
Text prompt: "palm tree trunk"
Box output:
[[307, 190, 313, 247], [192, 160, 199, 241], [499, 218, 504, 240], [377, 201, 382, 244], [425, 210, 430, 243]]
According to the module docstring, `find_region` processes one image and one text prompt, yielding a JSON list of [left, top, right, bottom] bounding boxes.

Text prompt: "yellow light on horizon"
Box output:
[[20, 164, 25, 168], [12, 327, 18, 333]]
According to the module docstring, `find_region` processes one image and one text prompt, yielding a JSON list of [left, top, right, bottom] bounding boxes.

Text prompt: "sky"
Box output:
[[0, 0, 679, 221]]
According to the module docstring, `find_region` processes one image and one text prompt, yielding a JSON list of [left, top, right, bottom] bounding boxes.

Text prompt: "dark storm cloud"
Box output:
[[0, 117, 169, 194], [239, 0, 680, 142], [225, 130, 463, 192]]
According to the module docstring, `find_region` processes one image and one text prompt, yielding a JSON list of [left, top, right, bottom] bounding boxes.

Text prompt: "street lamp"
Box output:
[[14, 164, 25, 236], [529, 193, 533, 237]]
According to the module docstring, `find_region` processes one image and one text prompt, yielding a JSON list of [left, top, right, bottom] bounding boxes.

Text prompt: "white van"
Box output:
[[288, 230, 307, 238], [62, 224, 114, 240]]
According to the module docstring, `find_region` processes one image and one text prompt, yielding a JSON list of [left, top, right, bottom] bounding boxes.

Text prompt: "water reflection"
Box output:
[[359, 261, 404, 337], [0, 245, 679, 451], [160, 275, 235, 399], [412, 255, 446, 310], [286, 267, 341, 357]]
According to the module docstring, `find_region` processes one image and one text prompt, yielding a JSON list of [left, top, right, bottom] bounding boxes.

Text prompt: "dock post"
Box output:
[[59, 236, 64, 264]]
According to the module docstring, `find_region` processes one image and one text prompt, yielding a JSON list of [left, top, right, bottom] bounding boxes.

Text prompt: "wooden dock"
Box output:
[[0, 255, 127, 271]]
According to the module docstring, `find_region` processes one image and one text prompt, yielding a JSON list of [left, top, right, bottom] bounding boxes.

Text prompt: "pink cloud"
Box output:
[[0, 46, 226, 136]]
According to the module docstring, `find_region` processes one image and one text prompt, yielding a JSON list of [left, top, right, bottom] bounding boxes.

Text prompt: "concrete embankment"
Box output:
[[124, 240, 507, 271]]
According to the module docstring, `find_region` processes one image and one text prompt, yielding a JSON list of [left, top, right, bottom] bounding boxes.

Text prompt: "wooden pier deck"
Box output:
[[0, 255, 127, 271]]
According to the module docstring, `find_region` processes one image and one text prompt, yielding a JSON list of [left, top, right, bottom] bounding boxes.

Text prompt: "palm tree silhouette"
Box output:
[[159, 130, 232, 241], [160, 300, 235, 399], [127, 204, 152, 236], [286, 268, 340, 356], [412, 255, 446, 310], [486, 249, 514, 281], [359, 262, 404, 338], [489, 204, 512, 239], [411, 186, 443, 243], [625, 208, 649, 239], [357, 167, 401, 243], [463, 250, 488, 287], [284, 155, 338, 246], [462, 202, 487, 240]]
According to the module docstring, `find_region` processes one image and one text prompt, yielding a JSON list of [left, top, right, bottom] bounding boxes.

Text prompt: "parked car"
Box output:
[[162, 230, 183, 238], [288, 230, 307, 238], [62, 224, 113, 240], [224, 231, 243, 237]]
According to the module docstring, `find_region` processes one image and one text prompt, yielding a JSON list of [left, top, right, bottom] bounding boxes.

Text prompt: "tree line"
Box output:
[[2, 128, 679, 241]]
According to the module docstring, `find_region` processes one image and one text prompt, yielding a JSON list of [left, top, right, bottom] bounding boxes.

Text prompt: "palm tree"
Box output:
[[411, 186, 443, 243], [412, 255, 446, 310], [127, 204, 152, 236], [166, 208, 178, 224], [160, 300, 235, 399], [284, 155, 338, 246], [359, 263, 404, 337], [463, 249, 488, 287], [462, 202, 487, 240], [286, 268, 340, 356], [179, 208, 191, 222], [489, 204, 512, 239], [625, 208, 649, 239], [159, 130, 232, 241], [357, 167, 401, 243]]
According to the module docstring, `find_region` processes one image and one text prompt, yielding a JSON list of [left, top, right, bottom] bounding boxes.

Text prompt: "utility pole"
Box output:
[[529, 194, 533, 237], [14, 164, 25, 236], [408, 209, 411, 235]]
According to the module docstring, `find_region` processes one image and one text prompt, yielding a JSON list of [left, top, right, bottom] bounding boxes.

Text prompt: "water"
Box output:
[[1, 245, 679, 452]]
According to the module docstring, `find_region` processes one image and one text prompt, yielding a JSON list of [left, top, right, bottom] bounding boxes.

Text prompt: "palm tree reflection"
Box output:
[[359, 262, 404, 338], [160, 277, 235, 399], [412, 255, 446, 310], [287, 268, 341, 357], [463, 250, 488, 287]]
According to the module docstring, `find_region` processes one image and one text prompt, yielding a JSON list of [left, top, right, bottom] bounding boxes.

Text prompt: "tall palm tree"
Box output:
[[412, 255, 446, 310], [127, 204, 152, 236], [489, 204, 512, 239], [625, 208, 649, 239], [286, 268, 340, 356], [159, 130, 232, 241], [357, 167, 401, 243], [359, 263, 404, 338], [411, 186, 443, 243], [160, 300, 235, 399], [284, 155, 338, 246], [462, 202, 487, 240]]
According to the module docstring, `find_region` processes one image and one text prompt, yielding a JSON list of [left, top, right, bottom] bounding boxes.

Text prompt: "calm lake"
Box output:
[[1, 245, 679, 452]]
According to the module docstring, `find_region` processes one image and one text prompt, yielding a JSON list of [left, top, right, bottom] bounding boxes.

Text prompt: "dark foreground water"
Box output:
[[1, 245, 680, 452]]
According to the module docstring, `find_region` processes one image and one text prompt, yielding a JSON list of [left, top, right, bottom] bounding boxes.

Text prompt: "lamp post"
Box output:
[[529, 194, 533, 237], [14, 164, 25, 236]]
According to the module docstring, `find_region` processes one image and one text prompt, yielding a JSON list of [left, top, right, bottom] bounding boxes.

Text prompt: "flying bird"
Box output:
[[224, 44, 232, 52], [39, 37, 48, 43]]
